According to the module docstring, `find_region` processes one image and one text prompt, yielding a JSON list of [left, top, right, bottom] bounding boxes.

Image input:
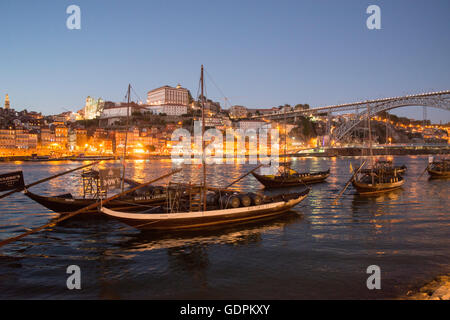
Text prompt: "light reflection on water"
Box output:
[[0, 155, 449, 299]]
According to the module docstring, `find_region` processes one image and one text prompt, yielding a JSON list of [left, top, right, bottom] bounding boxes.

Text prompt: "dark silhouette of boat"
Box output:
[[352, 171, 404, 195], [351, 105, 406, 195], [427, 159, 450, 178], [101, 188, 310, 230], [252, 167, 330, 188], [24, 187, 169, 217]]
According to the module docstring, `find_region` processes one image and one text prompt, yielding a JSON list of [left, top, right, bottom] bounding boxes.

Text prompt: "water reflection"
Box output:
[[111, 212, 302, 253], [0, 155, 449, 299]]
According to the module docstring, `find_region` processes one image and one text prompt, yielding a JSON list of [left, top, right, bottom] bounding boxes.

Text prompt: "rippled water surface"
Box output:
[[0, 156, 449, 299]]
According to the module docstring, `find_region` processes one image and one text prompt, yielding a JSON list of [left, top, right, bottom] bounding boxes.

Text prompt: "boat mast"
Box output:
[[385, 112, 388, 145], [121, 84, 131, 193], [201, 65, 207, 211], [367, 102, 373, 163], [284, 105, 287, 166], [367, 102, 375, 184]]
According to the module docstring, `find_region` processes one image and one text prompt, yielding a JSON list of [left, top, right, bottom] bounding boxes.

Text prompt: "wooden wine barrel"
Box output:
[[252, 194, 263, 205], [219, 194, 241, 208], [239, 194, 252, 207]]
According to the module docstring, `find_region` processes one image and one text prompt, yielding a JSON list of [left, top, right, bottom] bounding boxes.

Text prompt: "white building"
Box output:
[[145, 105, 187, 116], [101, 104, 130, 118], [147, 84, 189, 106], [145, 84, 189, 116], [238, 120, 268, 131], [81, 96, 104, 120]]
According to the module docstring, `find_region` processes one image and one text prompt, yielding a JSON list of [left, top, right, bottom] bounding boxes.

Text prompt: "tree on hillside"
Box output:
[[187, 91, 194, 104], [295, 104, 310, 110]]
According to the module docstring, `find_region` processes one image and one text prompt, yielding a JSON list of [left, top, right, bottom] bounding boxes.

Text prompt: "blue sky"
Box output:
[[0, 0, 449, 122]]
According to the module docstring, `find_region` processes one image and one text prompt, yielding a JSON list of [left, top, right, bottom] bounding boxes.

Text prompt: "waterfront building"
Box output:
[[75, 128, 88, 148], [0, 128, 15, 149], [0, 128, 38, 151], [15, 128, 29, 149], [55, 125, 68, 148], [40, 128, 56, 148]]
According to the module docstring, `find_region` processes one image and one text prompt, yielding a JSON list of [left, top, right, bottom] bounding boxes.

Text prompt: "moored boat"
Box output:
[[100, 188, 309, 230], [352, 104, 406, 195], [427, 159, 450, 178], [252, 168, 330, 188], [352, 174, 404, 195], [24, 186, 169, 217]]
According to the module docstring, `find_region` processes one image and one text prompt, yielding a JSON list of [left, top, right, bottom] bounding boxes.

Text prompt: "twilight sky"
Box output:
[[0, 0, 449, 122]]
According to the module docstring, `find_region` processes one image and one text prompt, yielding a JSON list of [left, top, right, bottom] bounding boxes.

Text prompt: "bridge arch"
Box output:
[[331, 95, 450, 143]]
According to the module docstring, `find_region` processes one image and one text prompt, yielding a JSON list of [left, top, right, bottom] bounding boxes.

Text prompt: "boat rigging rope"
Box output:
[[205, 69, 231, 108]]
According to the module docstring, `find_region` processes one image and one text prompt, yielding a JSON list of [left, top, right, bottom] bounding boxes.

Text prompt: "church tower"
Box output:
[[4, 94, 10, 109]]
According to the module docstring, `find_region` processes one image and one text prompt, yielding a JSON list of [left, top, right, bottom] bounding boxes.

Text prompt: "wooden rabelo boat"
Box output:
[[427, 159, 450, 178], [250, 99, 330, 189], [101, 187, 309, 231], [352, 105, 405, 195], [23, 164, 172, 217], [101, 65, 309, 230], [24, 186, 169, 217], [252, 166, 330, 188], [352, 170, 404, 195]]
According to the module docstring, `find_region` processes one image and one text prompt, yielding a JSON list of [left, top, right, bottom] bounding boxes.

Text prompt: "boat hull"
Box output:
[[24, 191, 167, 217], [352, 179, 404, 195], [101, 191, 309, 231], [427, 168, 450, 178], [252, 170, 330, 188]]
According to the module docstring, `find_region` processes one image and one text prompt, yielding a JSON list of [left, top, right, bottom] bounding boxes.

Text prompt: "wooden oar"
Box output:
[[0, 161, 100, 200], [418, 164, 430, 179], [333, 160, 366, 205], [224, 164, 263, 189], [0, 168, 182, 248]]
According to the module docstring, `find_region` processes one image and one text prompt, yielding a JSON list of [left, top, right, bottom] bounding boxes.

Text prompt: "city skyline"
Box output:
[[1, 0, 450, 122]]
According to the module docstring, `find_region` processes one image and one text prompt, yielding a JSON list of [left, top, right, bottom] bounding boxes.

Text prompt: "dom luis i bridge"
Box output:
[[251, 90, 450, 144]]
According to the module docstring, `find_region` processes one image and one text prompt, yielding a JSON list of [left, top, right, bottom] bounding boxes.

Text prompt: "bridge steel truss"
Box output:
[[331, 92, 450, 143], [251, 91, 450, 143]]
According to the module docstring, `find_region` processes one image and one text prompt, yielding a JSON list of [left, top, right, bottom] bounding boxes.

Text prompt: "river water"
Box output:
[[0, 155, 448, 299]]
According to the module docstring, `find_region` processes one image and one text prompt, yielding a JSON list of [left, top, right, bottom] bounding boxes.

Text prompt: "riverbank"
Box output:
[[294, 146, 450, 157], [0, 155, 117, 162], [404, 274, 450, 300], [0, 146, 448, 162]]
